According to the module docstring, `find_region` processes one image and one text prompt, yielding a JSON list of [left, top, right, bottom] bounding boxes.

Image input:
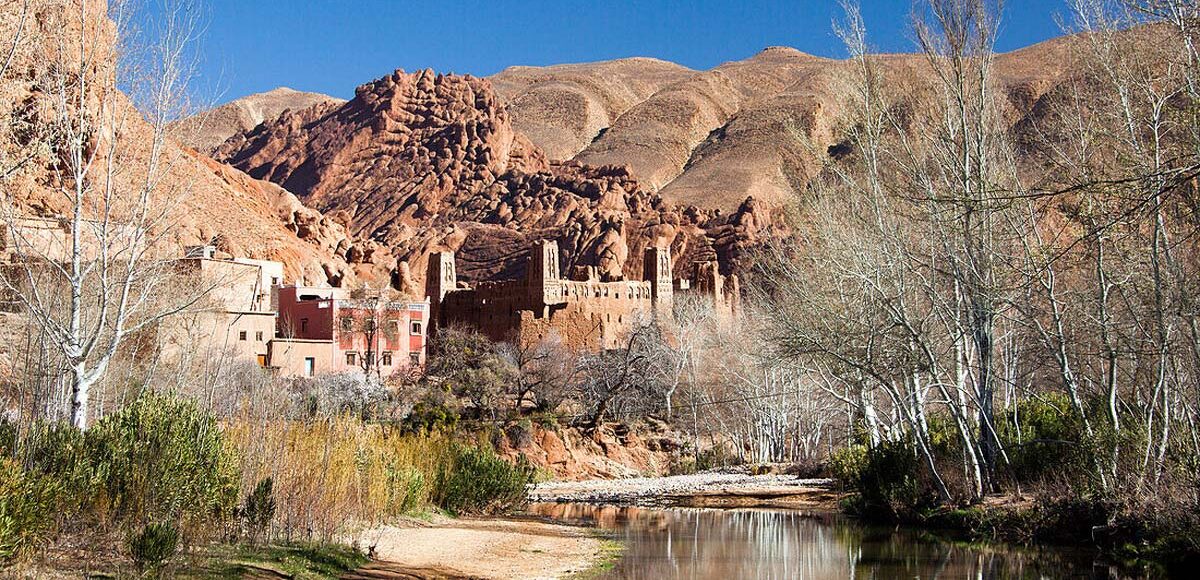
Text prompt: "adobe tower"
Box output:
[[425, 251, 457, 331], [643, 244, 673, 314]]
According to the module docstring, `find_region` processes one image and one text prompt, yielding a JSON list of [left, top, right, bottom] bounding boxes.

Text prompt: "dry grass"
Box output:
[[225, 417, 455, 540]]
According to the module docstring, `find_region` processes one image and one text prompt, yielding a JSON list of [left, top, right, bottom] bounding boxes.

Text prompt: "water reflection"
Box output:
[[529, 503, 1138, 579]]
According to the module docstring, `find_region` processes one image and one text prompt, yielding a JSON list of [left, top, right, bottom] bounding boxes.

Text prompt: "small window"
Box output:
[[409, 352, 421, 366], [410, 321, 423, 335], [239, 331, 247, 341], [255, 331, 264, 341], [345, 352, 357, 366], [382, 351, 393, 366], [300, 318, 308, 332], [341, 317, 354, 332], [271, 276, 280, 285]]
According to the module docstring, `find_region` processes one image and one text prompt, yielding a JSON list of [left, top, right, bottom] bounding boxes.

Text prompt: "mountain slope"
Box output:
[[214, 69, 770, 285], [492, 42, 1080, 212], [489, 57, 696, 161], [0, 0, 378, 287], [171, 87, 343, 153]]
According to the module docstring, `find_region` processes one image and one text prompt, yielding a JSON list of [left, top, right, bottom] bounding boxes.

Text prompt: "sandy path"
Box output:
[[350, 517, 604, 580]]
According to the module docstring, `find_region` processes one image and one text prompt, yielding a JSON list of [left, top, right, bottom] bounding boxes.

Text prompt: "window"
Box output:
[[364, 351, 375, 367], [345, 352, 357, 366], [271, 276, 280, 285], [300, 318, 308, 332], [409, 352, 421, 366], [341, 317, 354, 332], [238, 331, 247, 341], [410, 321, 423, 335], [255, 331, 264, 341], [304, 357, 315, 377], [382, 351, 393, 366], [365, 319, 377, 332]]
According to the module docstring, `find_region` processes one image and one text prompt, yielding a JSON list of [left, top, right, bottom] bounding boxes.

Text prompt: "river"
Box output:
[[529, 503, 1143, 579]]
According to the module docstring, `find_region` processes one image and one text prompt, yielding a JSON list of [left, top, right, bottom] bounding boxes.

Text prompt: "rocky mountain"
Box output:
[[0, 0, 381, 287], [207, 33, 1085, 288], [492, 43, 1076, 212], [214, 69, 770, 287], [489, 58, 696, 161], [170, 87, 344, 154]]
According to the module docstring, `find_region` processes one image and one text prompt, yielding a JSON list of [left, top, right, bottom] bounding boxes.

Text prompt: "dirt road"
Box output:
[[347, 516, 606, 580]]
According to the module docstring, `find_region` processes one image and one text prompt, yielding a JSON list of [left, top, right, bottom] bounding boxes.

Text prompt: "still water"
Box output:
[[528, 503, 1140, 579]]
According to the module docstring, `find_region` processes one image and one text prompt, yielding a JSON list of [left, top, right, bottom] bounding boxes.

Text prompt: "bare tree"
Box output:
[[576, 318, 664, 429], [497, 330, 579, 414], [0, 0, 206, 428], [651, 293, 717, 419]]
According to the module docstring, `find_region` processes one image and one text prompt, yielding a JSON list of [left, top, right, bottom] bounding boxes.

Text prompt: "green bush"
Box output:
[[997, 394, 1088, 485], [381, 461, 425, 516], [831, 439, 934, 520], [242, 477, 276, 544], [0, 459, 60, 565], [402, 399, 459, 434], [433, 444, 533, 515], [829, 444, 868, 489], [127, 522, 179, 577], [84, 392, 239, 533], [694, 445, 739, 471]]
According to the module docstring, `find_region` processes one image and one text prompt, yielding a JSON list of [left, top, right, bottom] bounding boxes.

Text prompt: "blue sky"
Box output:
[[185, 0, 1076, 105]]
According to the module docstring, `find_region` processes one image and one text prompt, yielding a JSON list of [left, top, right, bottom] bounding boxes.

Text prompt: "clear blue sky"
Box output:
[[186, 0, 1076, 104]]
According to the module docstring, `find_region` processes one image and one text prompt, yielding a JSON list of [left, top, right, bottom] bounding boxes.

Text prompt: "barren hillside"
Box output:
[[170, 87, 344, 153], [493, 41, 1080, 212], [0, 0, 384, 287], [489, 57, 696, 161]]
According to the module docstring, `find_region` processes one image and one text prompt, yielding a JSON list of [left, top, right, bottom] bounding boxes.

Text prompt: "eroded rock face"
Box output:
[[169, 87, 344, 154], [0, 0, 368, 288], [216, 69, 776, 287]]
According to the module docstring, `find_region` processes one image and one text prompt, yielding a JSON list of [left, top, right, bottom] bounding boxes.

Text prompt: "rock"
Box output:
[[215, 69, 777, 288], [540, 428, 571, 466]]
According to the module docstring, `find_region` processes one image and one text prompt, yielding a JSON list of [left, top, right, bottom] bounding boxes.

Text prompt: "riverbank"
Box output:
[[529, 472, 841, 509], [348, 514, 613, 580], [333, 474, 838, 579]]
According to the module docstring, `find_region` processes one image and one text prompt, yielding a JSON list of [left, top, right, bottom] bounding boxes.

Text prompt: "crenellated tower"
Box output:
[[527, 239, 565, 312], [425, 251, 457, 331], [643, 244, 673, 314]]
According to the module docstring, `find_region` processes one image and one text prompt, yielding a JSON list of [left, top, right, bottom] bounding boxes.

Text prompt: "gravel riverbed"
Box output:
[[529, 473, 837, 508]]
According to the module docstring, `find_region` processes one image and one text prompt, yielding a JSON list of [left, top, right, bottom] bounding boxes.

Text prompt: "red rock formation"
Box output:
[[216, 69, 774, 288], [0, 0, 370, 288]]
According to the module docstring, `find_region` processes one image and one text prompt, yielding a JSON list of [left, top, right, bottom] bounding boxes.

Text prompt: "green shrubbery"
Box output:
[[994, 394, 1089, 486], [0, 393, 238, 562], [0, 459, 60, 565], [82, 392, 240, 531], [241, 478, 276, 545], [126, 522, 180, 577], [0, 392, 538, 569], [830, 439, 936, 520], [433, 443, 534, 515], [402, 399, 460, 434]]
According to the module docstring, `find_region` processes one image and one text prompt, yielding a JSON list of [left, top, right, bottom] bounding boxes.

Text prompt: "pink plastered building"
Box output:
[[271, 285, 427, 378]]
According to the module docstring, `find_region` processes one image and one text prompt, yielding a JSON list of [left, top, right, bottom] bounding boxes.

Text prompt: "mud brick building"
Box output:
[[426, 239, 737, 351]]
